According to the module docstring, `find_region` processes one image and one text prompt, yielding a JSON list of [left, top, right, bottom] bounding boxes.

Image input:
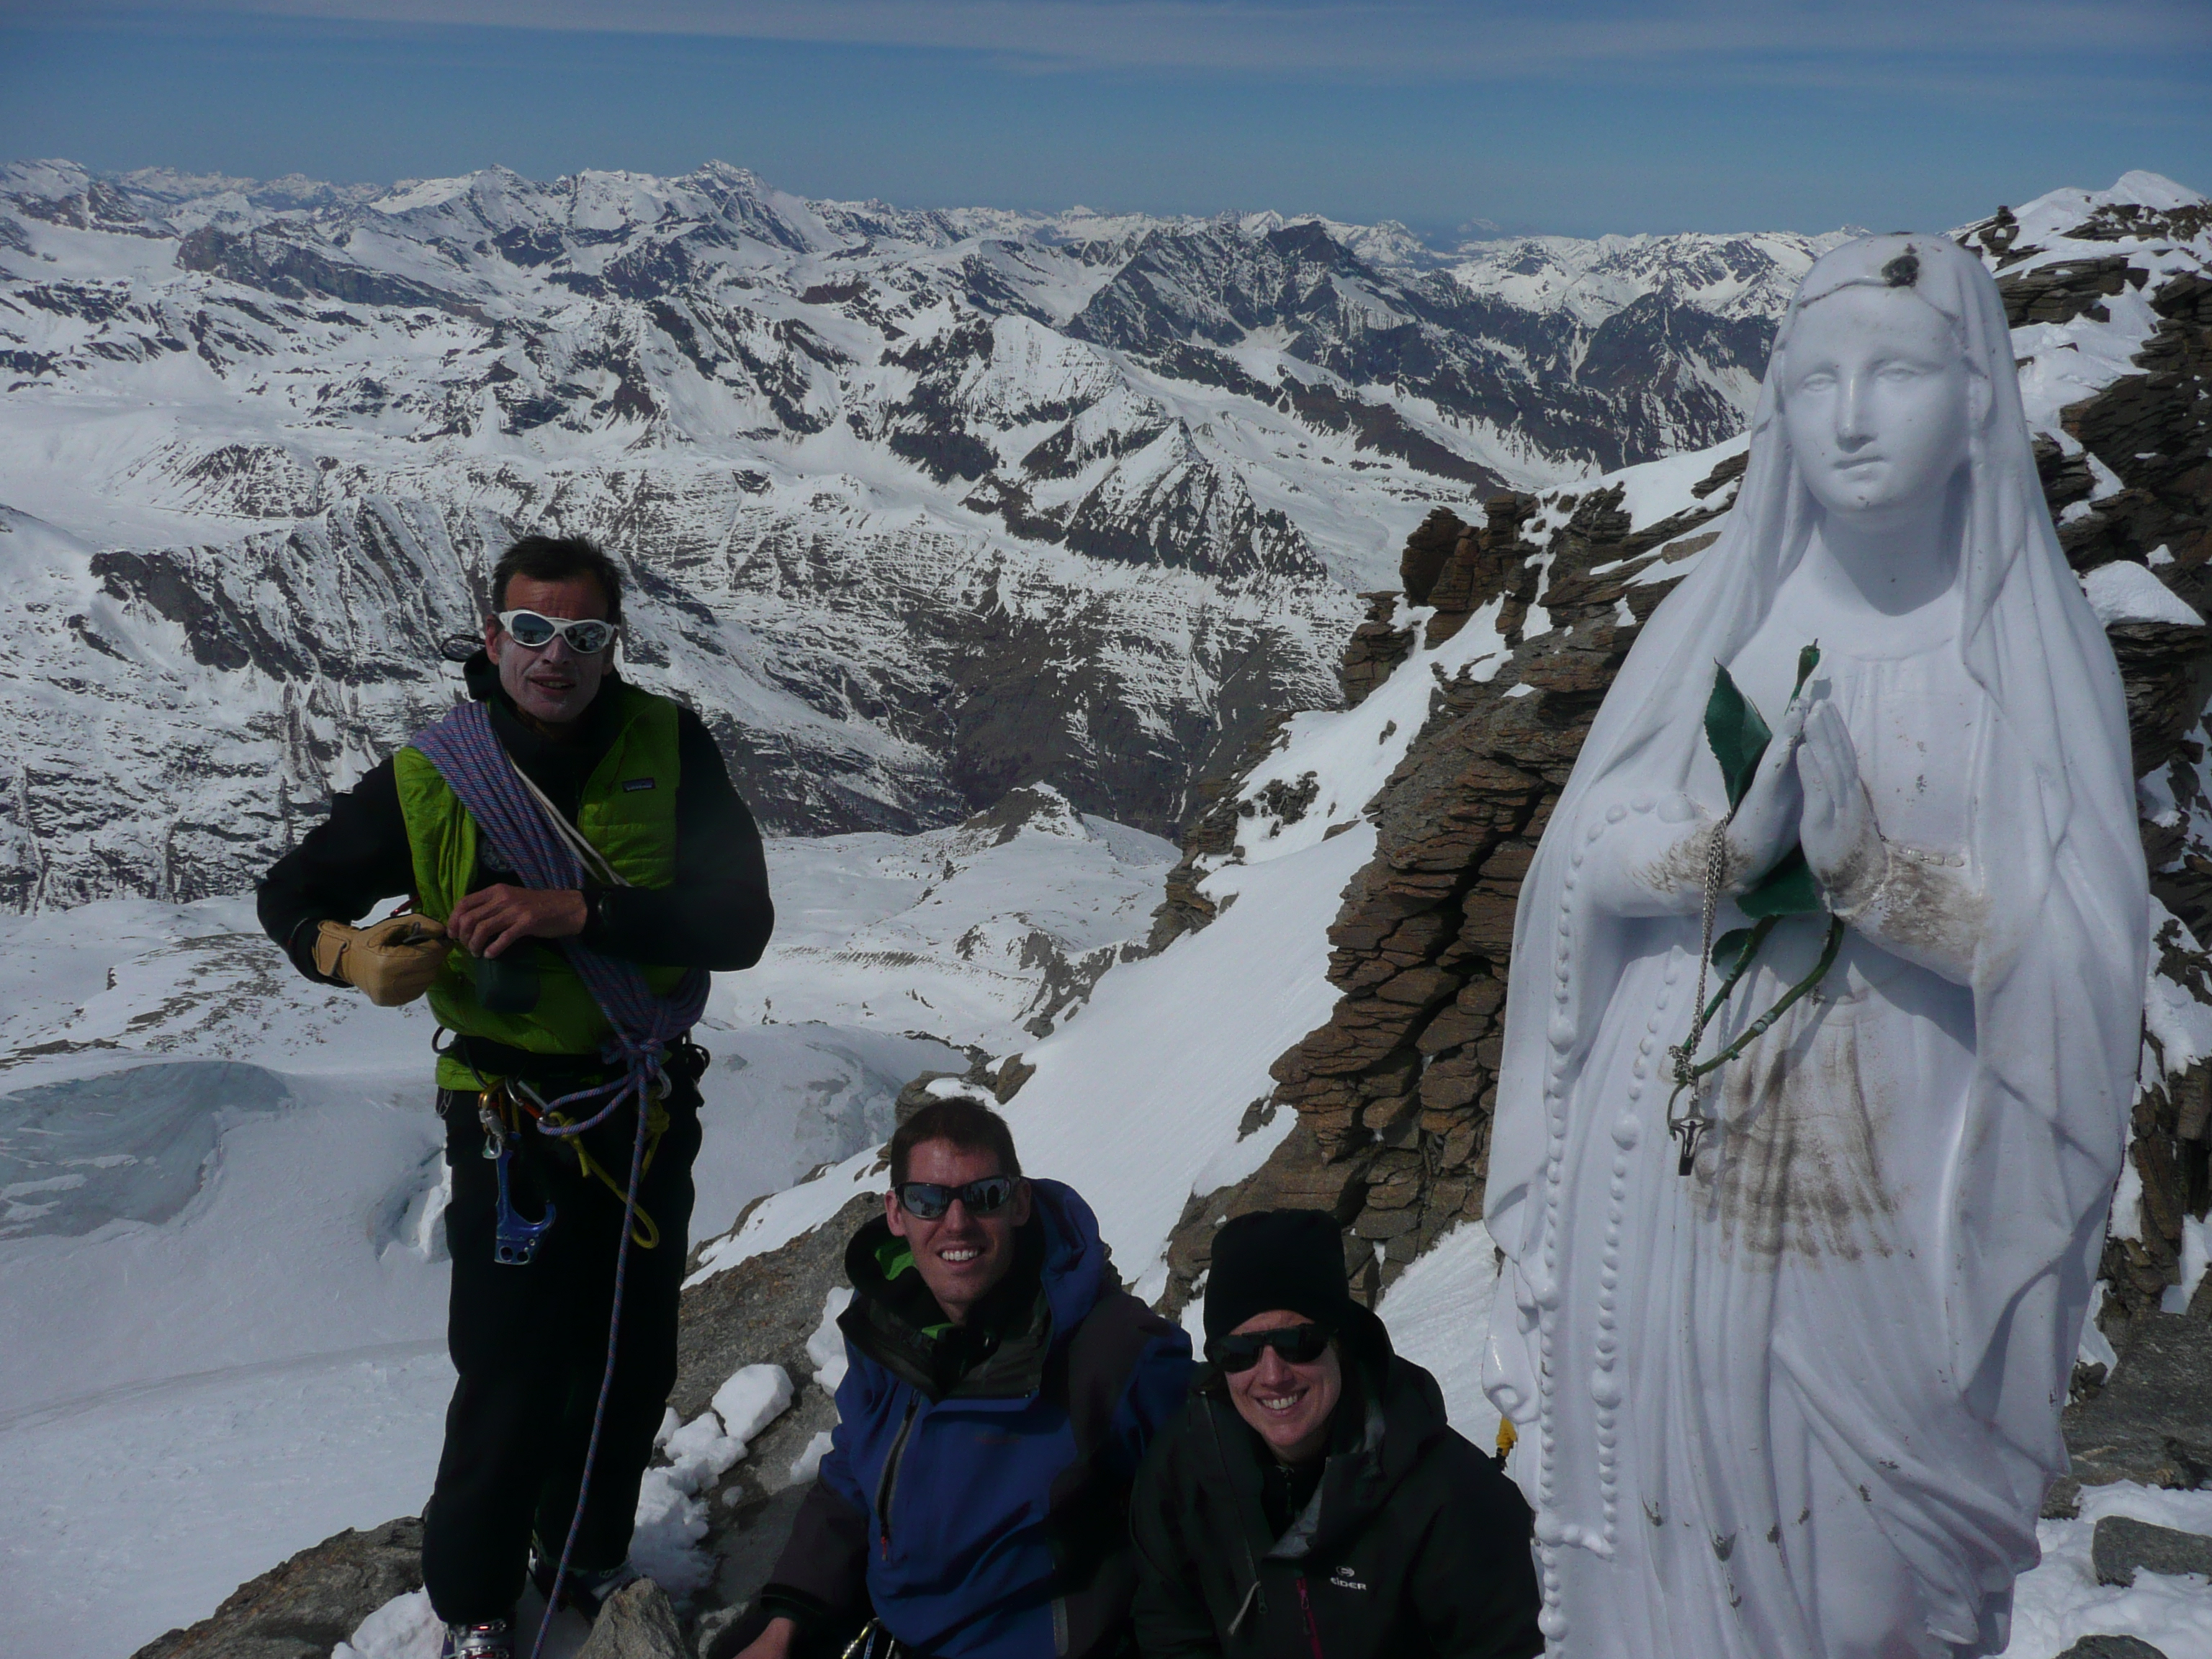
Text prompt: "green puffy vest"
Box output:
[[394, 683, 688, 1091]]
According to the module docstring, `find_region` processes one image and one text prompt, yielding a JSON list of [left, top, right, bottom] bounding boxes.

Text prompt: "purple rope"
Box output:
[[409, 700, 709, 1653]]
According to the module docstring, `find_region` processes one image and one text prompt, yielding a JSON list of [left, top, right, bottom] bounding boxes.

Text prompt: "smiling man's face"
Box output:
[[885, 1137, 1033, 1326], [1224, 1310, 1342, 1464], [485, 572, 614, 729]]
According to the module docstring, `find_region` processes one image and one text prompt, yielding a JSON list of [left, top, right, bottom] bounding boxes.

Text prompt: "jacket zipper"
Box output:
[[1295, 1575, 1326, 1659], [875, 1397, 920, 1560]]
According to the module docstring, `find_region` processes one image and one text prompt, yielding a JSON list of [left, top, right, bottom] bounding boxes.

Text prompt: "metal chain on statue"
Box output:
[[1663, 644, 1845, 1177], [1665, 822, 1731, 1172]]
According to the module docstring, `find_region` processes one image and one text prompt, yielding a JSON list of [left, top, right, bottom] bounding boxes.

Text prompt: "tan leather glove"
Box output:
[[313, 914, 450, 1007]]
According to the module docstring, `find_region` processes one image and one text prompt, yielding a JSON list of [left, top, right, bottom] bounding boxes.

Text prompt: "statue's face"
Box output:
[[1779, 286, 1974, 522]]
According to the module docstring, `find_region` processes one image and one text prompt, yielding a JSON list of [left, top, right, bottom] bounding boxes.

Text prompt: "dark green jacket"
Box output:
[[1130, 1349, 1542, 1659]]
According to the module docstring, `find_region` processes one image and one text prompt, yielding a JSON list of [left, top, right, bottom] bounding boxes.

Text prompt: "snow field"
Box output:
[[716, 790, 1178, 1051], [2084, 559, 2208, 629], [3, 1341, 455, 1659]]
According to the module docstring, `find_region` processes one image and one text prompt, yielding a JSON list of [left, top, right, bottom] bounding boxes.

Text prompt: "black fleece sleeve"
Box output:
[[755, 1478, 873, 1648], [577, 709, 774, 971], [1414, 1449, 1544, 1659], [1129, 1432, 1229, 1659], [255, 757, 419, 984]]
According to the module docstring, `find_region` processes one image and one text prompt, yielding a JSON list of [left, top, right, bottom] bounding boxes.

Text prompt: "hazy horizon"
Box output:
[[3, 1, 2207, 240]]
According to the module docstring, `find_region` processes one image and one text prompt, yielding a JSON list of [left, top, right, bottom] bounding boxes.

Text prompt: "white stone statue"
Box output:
[[1480, 233, 2149, 1658]]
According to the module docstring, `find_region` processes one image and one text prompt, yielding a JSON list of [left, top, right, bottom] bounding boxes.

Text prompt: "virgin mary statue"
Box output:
[[1480, 233, 2147, 1658]]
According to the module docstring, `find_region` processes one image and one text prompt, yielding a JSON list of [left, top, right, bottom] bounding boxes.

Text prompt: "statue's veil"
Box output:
[[1485, 233, 2146, 1520]]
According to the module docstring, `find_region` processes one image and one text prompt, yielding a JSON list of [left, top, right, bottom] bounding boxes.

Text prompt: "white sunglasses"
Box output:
[[497, 609, 618, 654]]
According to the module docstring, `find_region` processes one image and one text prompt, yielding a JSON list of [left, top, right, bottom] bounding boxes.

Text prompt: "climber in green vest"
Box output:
[[258, 534, 775, 1659]]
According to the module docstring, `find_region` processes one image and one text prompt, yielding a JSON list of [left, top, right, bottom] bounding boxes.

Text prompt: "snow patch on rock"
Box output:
[[2084, 560, 2206, 629]]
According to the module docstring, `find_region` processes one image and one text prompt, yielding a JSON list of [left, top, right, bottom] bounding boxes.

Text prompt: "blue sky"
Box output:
[[1, 1, 2206, 238]]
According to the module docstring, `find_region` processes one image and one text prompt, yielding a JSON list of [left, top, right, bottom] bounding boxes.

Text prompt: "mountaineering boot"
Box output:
[[439, 1617, 515, 1659], [530, 1539, 640, 1619]]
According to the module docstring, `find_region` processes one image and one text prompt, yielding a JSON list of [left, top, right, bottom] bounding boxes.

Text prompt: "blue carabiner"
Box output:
[[493, 1142, 557, 1266]]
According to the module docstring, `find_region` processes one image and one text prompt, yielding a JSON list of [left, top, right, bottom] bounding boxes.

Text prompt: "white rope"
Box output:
[[506, 760, 629, 890]]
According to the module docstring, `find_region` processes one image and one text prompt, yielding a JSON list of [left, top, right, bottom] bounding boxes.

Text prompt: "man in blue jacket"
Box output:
[[734, 1096, 1194, 1659]]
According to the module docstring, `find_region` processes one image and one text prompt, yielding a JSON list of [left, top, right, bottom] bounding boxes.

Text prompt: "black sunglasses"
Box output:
[[1208, 1323, 1334, 1374], [894, 1176, 1017, 1221]]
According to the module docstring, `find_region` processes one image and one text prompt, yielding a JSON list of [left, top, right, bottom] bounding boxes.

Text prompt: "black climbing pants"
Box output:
[[421, 1076, 703, 1626]]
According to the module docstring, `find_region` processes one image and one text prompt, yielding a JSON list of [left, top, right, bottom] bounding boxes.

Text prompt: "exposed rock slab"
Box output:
[[675, 1191, 877, 1422], [575, 1579, 689, 1659], [2058, 1637, 2172, 1659], [128, 1516, 422, 1659], [2055, 1313, 2212, 1510], [2092, 1514, 2212, 1586]]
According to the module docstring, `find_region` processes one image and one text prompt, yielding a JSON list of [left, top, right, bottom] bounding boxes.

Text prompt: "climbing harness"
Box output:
[[408, 698, 711, 1659], [472, 1077, 675, 1264], [1665, 643, 1844, 1177]]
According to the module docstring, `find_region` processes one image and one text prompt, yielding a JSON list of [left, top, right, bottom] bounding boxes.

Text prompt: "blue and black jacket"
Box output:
[[759, 1179, 1195, 1658]]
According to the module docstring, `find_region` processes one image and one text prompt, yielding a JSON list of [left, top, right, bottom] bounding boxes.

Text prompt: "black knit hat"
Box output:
[[1203, 1210, 1390, 1360]]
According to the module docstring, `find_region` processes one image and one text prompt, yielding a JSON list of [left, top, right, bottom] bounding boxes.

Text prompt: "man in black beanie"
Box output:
[[1129, 1210, 1542, 1658]]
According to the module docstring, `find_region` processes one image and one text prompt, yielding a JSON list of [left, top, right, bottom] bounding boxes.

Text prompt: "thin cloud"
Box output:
[[35, 0, 2212, 82]]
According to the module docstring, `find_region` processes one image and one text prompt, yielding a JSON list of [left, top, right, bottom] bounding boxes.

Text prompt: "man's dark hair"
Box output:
[[490, 534, 624, 625], [891, 1097, 1022, 1188]]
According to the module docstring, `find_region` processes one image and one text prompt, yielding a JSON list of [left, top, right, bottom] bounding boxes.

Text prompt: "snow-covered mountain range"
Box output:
[[0, 156, 1846, 908]]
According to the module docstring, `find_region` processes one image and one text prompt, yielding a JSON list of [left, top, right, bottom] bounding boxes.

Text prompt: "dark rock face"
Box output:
[[2091, 1513, 2212, 1586], [1996, 255, 2149, 328], [1339, 592, 1417, 708], [178, 225, 461, 314], [2058, 1637, 2173, 1659], [129, 1515, 423, 1659], [1066, 220, 1785, 476], [675, 1191, 878, 1424], [2056, 1313, 2212, 1507]]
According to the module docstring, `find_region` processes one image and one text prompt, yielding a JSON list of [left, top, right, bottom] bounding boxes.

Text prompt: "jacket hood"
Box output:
[[840, 1177, 1107, 1400], [1030, 1177, 1109, 1331]]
